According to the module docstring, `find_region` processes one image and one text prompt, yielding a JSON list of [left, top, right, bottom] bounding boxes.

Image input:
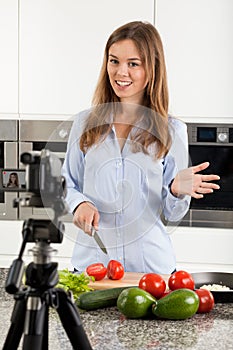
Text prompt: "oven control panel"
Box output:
[[187, 123, 233, 145]]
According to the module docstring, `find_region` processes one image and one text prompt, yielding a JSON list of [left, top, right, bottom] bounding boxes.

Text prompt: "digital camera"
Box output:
[[0, 149, 66, 210]]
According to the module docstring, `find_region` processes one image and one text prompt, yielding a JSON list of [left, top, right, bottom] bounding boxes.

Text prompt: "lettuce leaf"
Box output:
[[57, 269, 94, 300]]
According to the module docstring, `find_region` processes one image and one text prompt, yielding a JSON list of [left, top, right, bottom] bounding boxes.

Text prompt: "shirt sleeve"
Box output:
[[62, 113, 95, 213], [162, 118, 191, 221]]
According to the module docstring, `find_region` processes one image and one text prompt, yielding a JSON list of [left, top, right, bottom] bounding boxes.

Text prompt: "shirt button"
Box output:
[[116, 160, 122, 168]]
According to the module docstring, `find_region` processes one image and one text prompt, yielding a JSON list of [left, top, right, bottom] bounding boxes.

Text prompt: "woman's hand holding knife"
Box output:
[[73, 201, 99, 235]]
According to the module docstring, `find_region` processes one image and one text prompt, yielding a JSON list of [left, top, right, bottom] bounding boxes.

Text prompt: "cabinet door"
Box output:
[[0, 0, 18, 114], [156, 0, 233, 119], [19, 0, 154, 116]]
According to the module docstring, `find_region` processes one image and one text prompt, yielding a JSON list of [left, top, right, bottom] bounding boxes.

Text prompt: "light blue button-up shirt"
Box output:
[[62, 110, 191, 273]]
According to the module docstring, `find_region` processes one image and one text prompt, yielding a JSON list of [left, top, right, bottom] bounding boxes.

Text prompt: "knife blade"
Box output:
[[91, 228, 108, 255]]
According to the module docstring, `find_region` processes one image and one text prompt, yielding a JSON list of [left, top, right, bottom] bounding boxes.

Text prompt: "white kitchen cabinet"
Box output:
[[171, 227, 233, 273], [0, 0, 18, 114], [1, 221, 233, 272], [155, 0, 233, 120], [19, 0, 154, 117], [0, 221, 76, 270]]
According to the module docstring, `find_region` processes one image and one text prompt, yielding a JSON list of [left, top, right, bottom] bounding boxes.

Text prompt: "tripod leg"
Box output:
[[55, 289, 92, 350], [22, 295, 48, 350], [3, 295, 26, 350]]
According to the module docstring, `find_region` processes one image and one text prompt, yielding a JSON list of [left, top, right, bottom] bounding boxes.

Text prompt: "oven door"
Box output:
[[186, 144, 233, 228]]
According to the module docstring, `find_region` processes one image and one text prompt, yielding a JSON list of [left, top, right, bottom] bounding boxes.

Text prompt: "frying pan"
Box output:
[[191, 272, 233, 303]]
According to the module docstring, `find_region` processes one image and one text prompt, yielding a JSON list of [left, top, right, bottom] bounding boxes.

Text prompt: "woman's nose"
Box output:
[[117, 63, 129, 76]]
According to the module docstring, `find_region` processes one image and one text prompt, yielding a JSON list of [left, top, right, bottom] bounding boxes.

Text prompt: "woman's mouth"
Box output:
[[116, 80, 132, 87]]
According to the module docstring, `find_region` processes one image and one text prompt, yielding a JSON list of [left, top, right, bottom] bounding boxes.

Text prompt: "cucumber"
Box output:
[[152, 288, 199, 320], [76, 286, 136, 311]]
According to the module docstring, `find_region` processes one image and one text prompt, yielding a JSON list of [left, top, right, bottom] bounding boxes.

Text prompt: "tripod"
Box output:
[[2, 219, 93, 350]]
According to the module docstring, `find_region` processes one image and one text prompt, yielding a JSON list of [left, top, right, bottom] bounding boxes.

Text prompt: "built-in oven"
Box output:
[[0, 120, 18, 220], [18, 120, 73, 221], [181, 123, 233, 228]]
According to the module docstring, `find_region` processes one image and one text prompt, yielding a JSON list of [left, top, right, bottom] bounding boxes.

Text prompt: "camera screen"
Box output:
[[0, 169, 26, 191]]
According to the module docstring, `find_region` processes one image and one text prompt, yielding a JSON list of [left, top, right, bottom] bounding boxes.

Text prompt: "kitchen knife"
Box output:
[[91, 228, 108, 255]]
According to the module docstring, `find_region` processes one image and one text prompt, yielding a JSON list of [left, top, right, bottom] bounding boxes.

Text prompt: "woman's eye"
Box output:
[[109, 59, 118, 64], [129, 62, 139, 67]]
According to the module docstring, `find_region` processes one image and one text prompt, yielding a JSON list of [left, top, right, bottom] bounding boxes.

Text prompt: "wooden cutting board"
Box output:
[[89, 272, 169, 290]]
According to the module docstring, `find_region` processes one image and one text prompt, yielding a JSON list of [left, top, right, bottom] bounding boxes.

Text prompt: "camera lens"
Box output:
[[20, 152, 32, 164], [21, 152, 40, 165]]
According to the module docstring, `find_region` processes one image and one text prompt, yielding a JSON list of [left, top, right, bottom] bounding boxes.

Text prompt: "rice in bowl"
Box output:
[[200, 284, 231, 291]]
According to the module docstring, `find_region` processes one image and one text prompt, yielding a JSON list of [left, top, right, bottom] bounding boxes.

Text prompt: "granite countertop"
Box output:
[[0, 268, 233, 350]]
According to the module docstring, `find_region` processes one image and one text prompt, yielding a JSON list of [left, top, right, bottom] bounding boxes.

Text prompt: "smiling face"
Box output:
[[107, 39, 148, 105], [10, 174, 17, 183]]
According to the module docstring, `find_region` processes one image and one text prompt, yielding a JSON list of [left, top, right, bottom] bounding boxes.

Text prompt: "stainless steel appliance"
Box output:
[[181, 123, 233, 228], [19, 120, 73, 221], [0, 120, 18, 220]]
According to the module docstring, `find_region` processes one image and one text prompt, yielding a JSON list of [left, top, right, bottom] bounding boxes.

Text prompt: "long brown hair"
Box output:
[[80, 21, 171, 158], [7, 172, 19, 187]]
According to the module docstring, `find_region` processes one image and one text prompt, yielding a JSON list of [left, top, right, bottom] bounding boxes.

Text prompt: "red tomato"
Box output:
[[168, 270, 195, 290], [107, 260, 124, 280], [86, 263, 107, 281], [195, 289, 215, 313], [138, 273, 166, 298]]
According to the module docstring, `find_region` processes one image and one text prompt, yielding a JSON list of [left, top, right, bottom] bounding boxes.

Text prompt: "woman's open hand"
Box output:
[[73, 201, 100, 235], [171, 162, 220, 199]]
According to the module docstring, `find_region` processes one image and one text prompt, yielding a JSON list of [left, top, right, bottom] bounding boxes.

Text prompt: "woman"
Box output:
[[62, 21, 220, 273], [6, 172, 19, 188]]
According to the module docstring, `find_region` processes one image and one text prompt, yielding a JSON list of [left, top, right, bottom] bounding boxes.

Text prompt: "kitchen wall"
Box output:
[[155, 0, 233, 124], [0, 0, 154, 119], [0, 0, 232, 272]]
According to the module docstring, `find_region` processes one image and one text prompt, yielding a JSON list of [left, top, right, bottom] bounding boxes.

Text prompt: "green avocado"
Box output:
[[117, 287, 156, 319], [152, 288, 199, 320]]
